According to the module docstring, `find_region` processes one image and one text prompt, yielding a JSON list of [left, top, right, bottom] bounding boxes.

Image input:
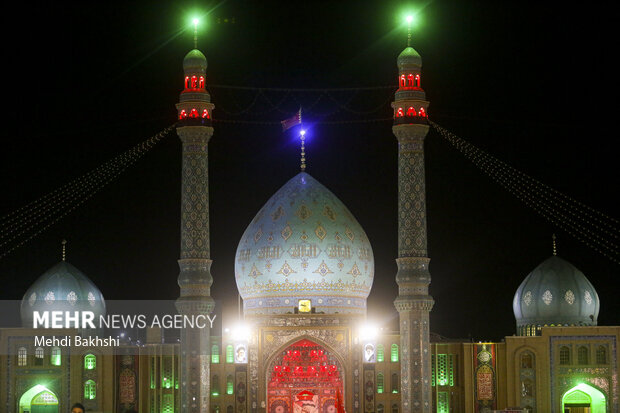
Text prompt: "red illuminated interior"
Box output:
[[268, 339, 342, 413], [394, 106, 427, 118], [184, 76, 206, 90], [398, 73, 421, 89]]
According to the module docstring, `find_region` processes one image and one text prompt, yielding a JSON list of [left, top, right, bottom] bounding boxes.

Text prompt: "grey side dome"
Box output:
[[513, 256, 600, 335], [397, 46, 422, 67], [183, 49, 207, 73], [21, 261, 106, 328]]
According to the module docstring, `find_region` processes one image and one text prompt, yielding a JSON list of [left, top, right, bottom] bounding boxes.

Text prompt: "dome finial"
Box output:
[[61, 239, 67, 261], [300, 129, 307, 171], [192, 18, 200, 49], [552, 233, 557, 256], [406, 15, 414, 47]]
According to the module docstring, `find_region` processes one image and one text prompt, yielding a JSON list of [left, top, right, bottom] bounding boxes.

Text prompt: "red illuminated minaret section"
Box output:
[[391, 30, 434, 413]]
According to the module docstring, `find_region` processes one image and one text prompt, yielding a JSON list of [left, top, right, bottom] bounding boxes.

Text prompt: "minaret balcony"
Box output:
[[393, 116, 429, 126]]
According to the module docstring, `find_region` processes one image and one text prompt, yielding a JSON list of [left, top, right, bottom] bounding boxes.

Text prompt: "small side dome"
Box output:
[[513, 256, 600, 334], [397, 46, 422, 67], [20, 261, 106, 328], [183, 49, 207, 72]]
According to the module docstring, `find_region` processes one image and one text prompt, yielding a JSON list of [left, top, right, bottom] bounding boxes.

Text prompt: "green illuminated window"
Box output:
[[390, 344, 399, 362], [51, 347, 61, 366], [437, 354, 448, 386], [449, 354, 456, 386], [212, 344, 220, 363], [376, 344, 384, 362], [377, 373, 384, 394], [150, 357, 156, 389], [226, 375, 234, 395], [84, 354, 96, 370], [226, 345, 234, 363], [437, 391, 449, 413], [391, 373, 399, 393], [162, 356, 173, 388], [84, 380, 96, 400], [162, 394, 174, 413]]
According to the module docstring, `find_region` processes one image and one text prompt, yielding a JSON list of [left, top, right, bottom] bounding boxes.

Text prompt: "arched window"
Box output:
[[391, 344, 399, 362], [520, 352, 533, 369], [18, 347, 27, 366], [84, 380, 96, 400], [35, 347, 44, 366], [419, 107, 427, 117], [396, 108, 404, 118], [391, 404, 399, 413], [559, 346, 570, 365], [227, 406, 233, 413], [199, 76, 205, 89], [179, 109, 187, 120], [212, 375, 220, 396], [377, 373, 384, 393], [377, 405, 384, 413], [577, 346, 589, 365], [406, 107, 416, 117], [596, 345, 607, 364], [202, 109, 210, 119], [391, 373, 399, 393], [191, 76, 198, 89], [226, 345, 234, 363], [51, 347, 61, 366], [399, 75, 406, 87], [185, 76, 190, 89], [226, 375, 234, 395], [407, 74, 414, 87], [211, 344, 220, 363], [84, 353, 96, 370], [189, 108, 199, 118], [415, 74, 421, 88], [376, 344, 384, 362]]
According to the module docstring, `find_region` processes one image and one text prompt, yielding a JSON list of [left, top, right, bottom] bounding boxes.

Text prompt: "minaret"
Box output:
[[391, 22, 435, 413], [175, 38, 215, 413]]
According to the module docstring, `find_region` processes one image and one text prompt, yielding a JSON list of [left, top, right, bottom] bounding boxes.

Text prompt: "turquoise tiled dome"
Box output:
[[513, 256, 600, 331], [235, 172, 374, 315], [21, 261, 106, 328]]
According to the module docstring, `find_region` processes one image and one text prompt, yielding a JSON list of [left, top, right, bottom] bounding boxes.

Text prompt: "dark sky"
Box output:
[[0, 1, 618, 340]]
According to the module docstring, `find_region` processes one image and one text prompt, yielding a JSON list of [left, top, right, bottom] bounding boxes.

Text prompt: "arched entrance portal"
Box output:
[[562, 383, 606, 413], [268, 339, 343, 413], [19, 385, 59, 413]]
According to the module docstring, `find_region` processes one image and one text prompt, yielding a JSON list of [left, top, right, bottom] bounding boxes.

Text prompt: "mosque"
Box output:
[[0, 31, 618, 413]]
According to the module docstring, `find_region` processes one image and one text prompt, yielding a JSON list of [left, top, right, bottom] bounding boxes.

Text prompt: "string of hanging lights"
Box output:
[[0, 126, 176, 260], [430, 120, 619, 264]]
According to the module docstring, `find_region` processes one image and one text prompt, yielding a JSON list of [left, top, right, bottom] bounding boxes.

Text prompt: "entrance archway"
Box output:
[[562, 383, 606, 413], [19, 385, 59, 413], [268, 339, 343, 413]]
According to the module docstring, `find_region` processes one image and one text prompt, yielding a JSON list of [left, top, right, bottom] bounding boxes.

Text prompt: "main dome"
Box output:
[[513, 255, 600, 334], [21, 261, 106, 328], [235, 172, 374, 315]]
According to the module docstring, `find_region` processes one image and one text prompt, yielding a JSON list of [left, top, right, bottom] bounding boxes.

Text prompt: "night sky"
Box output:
[[1, 1, 617, 341]]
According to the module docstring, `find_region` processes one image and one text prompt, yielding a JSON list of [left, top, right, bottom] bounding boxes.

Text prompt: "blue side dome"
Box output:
[[235, 172, 374, 315], [513, 256, 600, 335], [21, 261, 106, 328]]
